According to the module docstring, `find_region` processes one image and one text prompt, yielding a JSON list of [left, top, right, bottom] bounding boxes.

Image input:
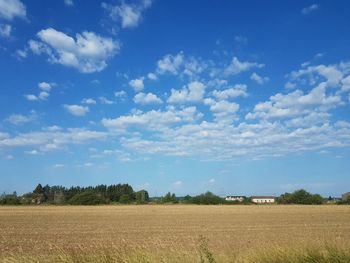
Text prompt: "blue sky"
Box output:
[[1, 0, 350, 196]]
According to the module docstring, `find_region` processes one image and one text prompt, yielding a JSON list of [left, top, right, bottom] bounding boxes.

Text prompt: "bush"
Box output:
[[191, 192, 224, 205], [0, 195, 21, 205], [68, 191, 107, 205], [278, 189, 324, 205]]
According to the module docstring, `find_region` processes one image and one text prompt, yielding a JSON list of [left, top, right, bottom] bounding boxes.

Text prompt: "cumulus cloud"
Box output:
[[288, 64, 343, 87], [147, 72, 157, 80], [212, 84, 248, 100], [6, 113, 37, 125], [63, 104, 89, 116], [204, 99, 240, 123], [102, 106, 201, 132], [302, 4, 319, 15], [0, 0, 26, 20], [99, 96, 114, 105], [133, 92, 162, 104], [102, 0, 152, 29], [246, 83, 341, 120], [29, 28, 119, 73], [156, 52, 184, 75], [167, 81, 206, 103], [129, 77, 144, 91], [38, 82, 54, 91], [81, 98, 96, 105], [250, 72, 269, 85], [115, 90, 127, 98], [24, 94, 39, 101], [225, 56, 264, 76]]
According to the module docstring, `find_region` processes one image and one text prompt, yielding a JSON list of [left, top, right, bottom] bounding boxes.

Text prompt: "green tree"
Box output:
[[191, 192, 224, 205], [68, 191, 107, 205], [135, 190, 149, 204], [33, 184, 44, 195], [162, 192, 177, 203], [119, 194, 130, 204], [278, 189, 324, 205]]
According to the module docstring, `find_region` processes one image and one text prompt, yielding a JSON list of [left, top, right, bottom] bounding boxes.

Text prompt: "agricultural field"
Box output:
[[1, 205, 350, 262]]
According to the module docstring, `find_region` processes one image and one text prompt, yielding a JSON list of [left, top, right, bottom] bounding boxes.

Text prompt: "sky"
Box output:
[[0, 0, 350, 197]]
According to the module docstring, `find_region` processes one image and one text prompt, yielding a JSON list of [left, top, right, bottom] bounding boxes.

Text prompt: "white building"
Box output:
[[225, 196, 246, 202], [251, 196, 275, 204]]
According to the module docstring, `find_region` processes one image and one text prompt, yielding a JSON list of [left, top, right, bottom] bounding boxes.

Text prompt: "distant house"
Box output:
[[251, 196, 275, 204], [342, 192, 350, 201], [225, 196, 246, 202]]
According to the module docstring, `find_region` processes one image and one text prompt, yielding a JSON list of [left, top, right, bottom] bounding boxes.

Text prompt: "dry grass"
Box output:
[[0, 205, 349, 262]]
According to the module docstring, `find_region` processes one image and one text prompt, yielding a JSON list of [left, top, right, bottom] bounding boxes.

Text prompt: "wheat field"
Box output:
[[1, 205, 350, 262]]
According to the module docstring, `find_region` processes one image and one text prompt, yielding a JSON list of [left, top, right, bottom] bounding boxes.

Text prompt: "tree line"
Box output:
[[0, 183, 149, 205], [1, 185, 349, 205]]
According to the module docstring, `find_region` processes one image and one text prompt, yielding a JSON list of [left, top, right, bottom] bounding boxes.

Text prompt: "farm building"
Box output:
[[342, 192, 350, 201], [225, 196, 246, 202], [251, 196, 275, 203]]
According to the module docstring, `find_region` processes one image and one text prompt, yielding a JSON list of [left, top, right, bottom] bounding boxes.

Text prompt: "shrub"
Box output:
[[0, 195, 21, 205], [278, 189, 324, 205], [191, 192, 224, 205]]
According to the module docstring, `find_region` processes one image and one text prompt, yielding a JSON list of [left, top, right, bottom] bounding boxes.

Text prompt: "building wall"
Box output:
[[225, 196, 245, 202], [252, 198, 275, 203]]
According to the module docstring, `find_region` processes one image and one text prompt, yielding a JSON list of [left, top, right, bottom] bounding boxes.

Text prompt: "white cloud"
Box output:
[[6, 113, 36, 125], [102, 106, 201, 132], [246, 83, 341, 120], [129, 77, 144, 91], [24, 94, 38, 101], [225, 56, 264, 76], [0, 24, 11, 38], [250, 72, 269, 85], [38, 82, 54, 91], [341, 75, 350, 92], [63, 104, 89, 116], [99, 96, 114, 105], [208, 178, 215, 183], [64, 0, 73, 6], [0, 0, 26, 20], [81, 98, 96, 105], [0, 128, 107, 149], [205, 99, 240, 123], [25, 93, 48, 101], [102, 0, 152, 29], [29, 28, 119, 73], [167, 81, 206, 103], [25, 150, 40, 155], [212, 84, 248, 100], [38, 91, 49, 100], [133, 92, 162, 104], [156, 52, 184, 75], [147, 72, 157, 80], [302, 4, 319, 15], [115, 90, 127, 97]]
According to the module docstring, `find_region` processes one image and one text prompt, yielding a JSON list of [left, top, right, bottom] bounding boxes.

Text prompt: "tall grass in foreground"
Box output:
[[2, 241, 350, 263]]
